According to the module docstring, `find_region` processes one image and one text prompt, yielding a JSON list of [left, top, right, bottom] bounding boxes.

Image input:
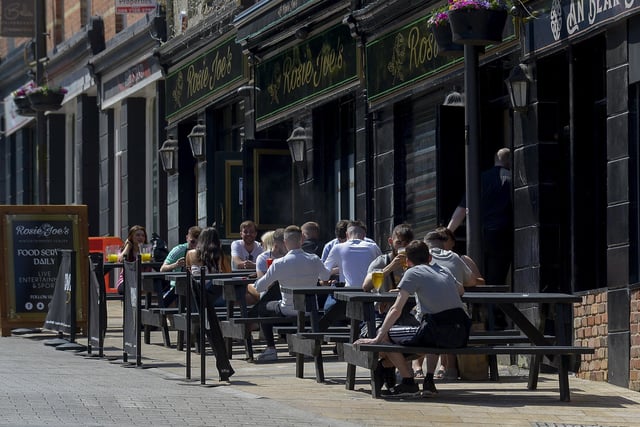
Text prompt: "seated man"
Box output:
[[249, 225, 332, 362], [160, 226, 201, 306], [355, 240, 470, 396]]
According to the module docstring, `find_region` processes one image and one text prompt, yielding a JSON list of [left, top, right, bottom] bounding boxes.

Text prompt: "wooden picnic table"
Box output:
[[336, 290, 586, 396], [279, 285, 363, 382]]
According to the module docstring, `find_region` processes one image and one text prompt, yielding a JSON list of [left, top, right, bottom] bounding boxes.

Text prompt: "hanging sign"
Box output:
[[115, 0, 157, 14], [0, 0, 34, 37]]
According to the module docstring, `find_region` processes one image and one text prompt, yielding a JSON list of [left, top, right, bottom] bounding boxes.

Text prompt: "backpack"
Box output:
[[150, 232, 169, 263]]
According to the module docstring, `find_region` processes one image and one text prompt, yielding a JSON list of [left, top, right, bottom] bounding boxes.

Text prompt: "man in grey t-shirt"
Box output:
[[355, 240, 470, 396]]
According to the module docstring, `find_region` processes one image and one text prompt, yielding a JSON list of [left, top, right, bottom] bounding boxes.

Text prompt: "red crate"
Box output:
[[89, 236, 124, 295]]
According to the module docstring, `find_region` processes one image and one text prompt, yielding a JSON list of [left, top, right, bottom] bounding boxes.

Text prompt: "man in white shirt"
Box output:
[[321, 220, 381, 329], [230, 220, 263, 270], [249, 225, 332, 361]]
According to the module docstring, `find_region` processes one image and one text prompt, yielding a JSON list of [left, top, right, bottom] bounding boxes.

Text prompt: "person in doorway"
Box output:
[[447, 147, 513, 288], [231, 220, 263, 270]]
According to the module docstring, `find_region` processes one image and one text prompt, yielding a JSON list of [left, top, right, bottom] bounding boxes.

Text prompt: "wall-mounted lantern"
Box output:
[[505, 63, 532, 112], [187, 120, 206, 160], [159, 134, 179, 175], [287, 126, 309, 178]]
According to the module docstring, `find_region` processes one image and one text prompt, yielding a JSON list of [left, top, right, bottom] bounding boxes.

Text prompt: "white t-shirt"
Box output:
[[230, 240, 263, 270], [324, 239, 382, 287]]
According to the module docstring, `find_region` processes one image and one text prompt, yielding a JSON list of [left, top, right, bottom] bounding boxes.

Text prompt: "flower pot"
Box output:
[[13, 96, 37, 116], [27, 92, 65, 111], [448, 8, 508, 46], [432, 24, 464, 57]]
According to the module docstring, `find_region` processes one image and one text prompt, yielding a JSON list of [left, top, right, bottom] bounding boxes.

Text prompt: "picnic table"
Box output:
[[279, 285, 361, 382], [336, 291, 593, 400]]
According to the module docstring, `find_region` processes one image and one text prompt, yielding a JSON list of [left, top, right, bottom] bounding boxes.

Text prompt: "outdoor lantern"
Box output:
[[159, 135, 179, 175], [187, 120, 206, 160], [287, 126, 309, 177], [443, 90, 465, 107], [505, 63, 532, 112]]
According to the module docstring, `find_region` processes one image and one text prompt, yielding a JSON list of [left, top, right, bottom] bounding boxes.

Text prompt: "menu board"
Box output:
[[0, 205, 88, 336]]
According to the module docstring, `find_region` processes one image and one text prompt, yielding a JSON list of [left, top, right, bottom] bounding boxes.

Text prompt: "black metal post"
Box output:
[[199, 266, 206, 385], [185, 269, 192, 380], [464, 44, 482, 266], [34, 0, 47, 204]]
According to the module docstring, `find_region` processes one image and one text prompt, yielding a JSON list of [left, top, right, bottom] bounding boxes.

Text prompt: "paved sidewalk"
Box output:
[[1, 300, 639, 426]]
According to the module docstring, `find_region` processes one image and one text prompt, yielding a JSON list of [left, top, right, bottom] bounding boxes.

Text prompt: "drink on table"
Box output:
[[371, 270, 384, 292], [266, 257, 273, 268], [107, 253, 118, 263]]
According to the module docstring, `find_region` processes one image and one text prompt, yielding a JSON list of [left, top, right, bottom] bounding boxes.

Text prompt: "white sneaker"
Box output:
[[255, 347, 278, 362]]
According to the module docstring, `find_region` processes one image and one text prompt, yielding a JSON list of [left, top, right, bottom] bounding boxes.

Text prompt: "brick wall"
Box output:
[[574, 291, 608, 382], [631, 288, 640, 391], [0, 1, 147, 58]]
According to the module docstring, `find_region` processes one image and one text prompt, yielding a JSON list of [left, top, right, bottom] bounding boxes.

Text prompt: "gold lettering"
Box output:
[[186, 61, 211, 97], [209, 47, 233, 90], [407, 26, 436, 70], [280, 39, 346, 95]]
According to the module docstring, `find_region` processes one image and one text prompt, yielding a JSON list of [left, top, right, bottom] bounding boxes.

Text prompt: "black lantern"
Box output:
[[505, 64, 532, 112], [443, 90, 465, 107], [287, 126, 308, 169], [187, 120, 206, 160], [159, 135, 179, 175]]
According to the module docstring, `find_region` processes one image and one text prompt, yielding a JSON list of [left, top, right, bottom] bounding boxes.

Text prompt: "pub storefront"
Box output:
[[234, 0, 362, 241], [519, 0, 640, 391], [157, 8, 251, 245]]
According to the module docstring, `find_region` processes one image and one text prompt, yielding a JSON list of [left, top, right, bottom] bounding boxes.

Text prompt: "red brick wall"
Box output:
[[574, 291, 608, 382], [0, 1, 148, 60]]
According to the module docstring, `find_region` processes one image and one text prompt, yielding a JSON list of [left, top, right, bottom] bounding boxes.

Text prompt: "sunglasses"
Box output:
[[189, 239, 197, 244], [246, 254, 253, 261]]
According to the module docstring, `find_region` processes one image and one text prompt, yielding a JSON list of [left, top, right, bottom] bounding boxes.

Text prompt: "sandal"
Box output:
[[413, 369, 424, 379], [434, 368, 445, 380]]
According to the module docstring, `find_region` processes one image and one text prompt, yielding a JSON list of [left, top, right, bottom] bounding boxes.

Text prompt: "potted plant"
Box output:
[[447, 0, 510, 45], [427, 7, 464, 56], [26, 85, 67, 111], [12, 83, 37, 116]]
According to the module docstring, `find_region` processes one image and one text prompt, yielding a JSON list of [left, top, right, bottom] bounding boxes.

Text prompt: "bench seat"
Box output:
[[348, 343, 594, 401]]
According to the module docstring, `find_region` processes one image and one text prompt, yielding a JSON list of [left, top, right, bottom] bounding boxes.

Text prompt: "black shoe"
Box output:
[[390, 381, 419, 396], [423, 378, 438, 394]]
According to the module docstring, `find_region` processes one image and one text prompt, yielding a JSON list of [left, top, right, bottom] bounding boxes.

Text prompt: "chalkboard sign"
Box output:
[[0, 205, 88, 336]]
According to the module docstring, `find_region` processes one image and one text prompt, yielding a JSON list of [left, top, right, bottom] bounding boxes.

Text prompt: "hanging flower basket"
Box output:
[[28, 92, 65, 111], [432, 24, 464, 56], [13, 96, 37, 116], [26, 86, 67, 111], [448, 8, 508, 45]]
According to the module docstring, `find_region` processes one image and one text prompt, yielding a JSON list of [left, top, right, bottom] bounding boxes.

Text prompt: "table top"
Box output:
[[104, 261, 164, 269], [461, 292, 582, 304], [279, 285, 363, 296], [333, 291, 581, 305]]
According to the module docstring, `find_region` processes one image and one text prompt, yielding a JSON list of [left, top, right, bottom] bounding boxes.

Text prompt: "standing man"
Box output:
[[160, 225, 202, 306], [231, 220, 264, 270], [447, 147, 513, 287], [249, 225, 332, 361]]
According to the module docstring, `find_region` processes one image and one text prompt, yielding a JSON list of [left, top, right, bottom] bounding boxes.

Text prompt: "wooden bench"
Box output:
[[349, 343, 594, 401], [220, 316, 297, 360]]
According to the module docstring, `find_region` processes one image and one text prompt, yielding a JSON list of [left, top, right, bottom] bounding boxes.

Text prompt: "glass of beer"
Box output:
[[140, 244, 152, 263], [371, 269, 384, 293], [397, 248, 407, 270], [105, 245, 120, 263]]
